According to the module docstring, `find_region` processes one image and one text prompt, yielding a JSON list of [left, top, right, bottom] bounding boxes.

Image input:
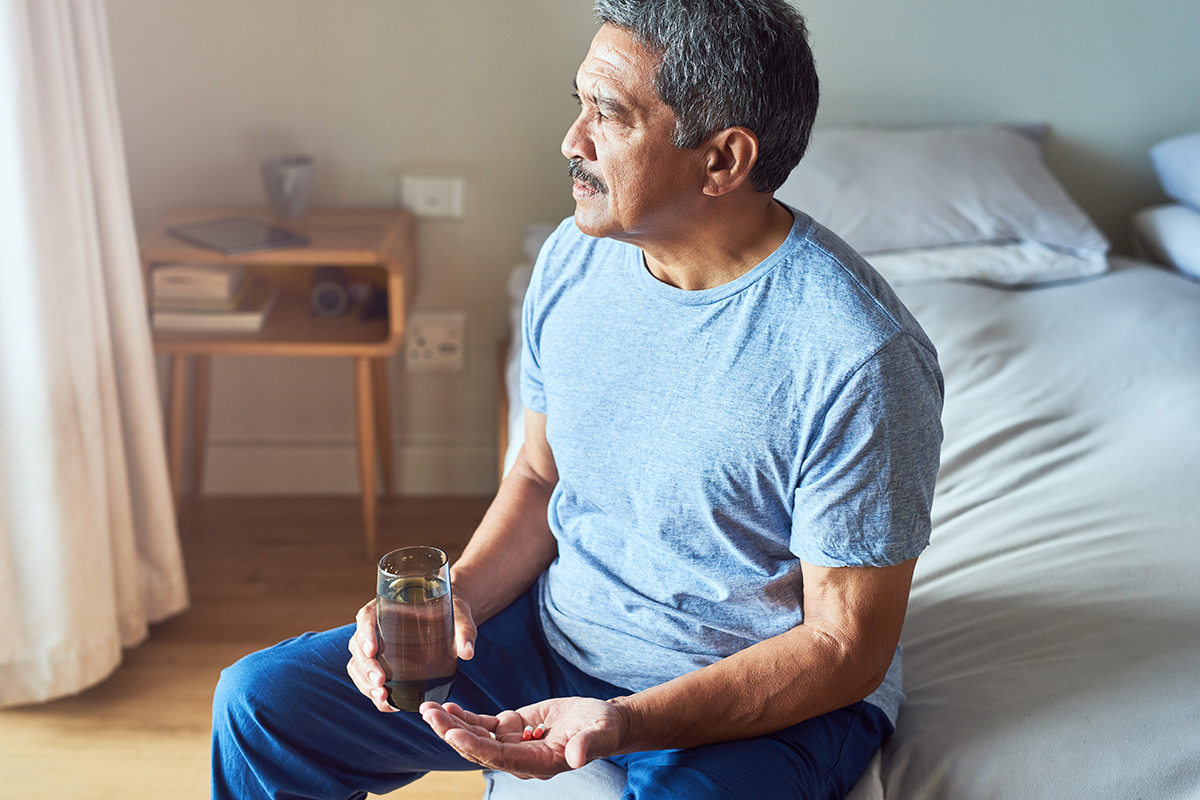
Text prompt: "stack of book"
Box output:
[[150, 264, 277, 332]]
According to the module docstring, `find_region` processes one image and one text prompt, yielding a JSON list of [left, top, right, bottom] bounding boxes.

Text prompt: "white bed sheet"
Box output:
[[849, 259, 1200, 799], [493, 258, 1200, 799], [502, 265, 533, 478]]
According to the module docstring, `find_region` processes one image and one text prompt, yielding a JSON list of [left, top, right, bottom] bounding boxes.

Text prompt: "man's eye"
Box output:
[[570, 92, 609, 122]]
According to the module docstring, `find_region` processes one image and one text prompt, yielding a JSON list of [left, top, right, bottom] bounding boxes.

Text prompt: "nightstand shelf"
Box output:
[[149, 289, 392, 353], [140, 207, 418, 558]]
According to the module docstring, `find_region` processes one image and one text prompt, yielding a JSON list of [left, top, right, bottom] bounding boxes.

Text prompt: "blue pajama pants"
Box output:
[[211, 586, 892, 799]]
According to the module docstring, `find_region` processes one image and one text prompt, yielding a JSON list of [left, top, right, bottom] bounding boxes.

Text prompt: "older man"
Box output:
[[211, 1, 943, 798]]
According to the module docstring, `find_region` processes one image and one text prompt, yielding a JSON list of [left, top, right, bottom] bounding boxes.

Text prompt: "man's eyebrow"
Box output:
[[571, 79, 631, 117]]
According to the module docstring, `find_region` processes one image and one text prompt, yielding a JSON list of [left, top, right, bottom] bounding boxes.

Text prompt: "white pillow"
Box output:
[[1133, 204, 1200, 278], [868, 242, 1107, 287], [1150, 131, 1200, 211], [774, 126, 1110, 267]]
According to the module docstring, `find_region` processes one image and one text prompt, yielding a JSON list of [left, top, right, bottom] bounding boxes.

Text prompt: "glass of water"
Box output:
[[375, 546, 457, 711]]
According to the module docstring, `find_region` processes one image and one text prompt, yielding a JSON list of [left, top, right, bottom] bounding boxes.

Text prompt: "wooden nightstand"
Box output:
[[139, 207, 417, 558]]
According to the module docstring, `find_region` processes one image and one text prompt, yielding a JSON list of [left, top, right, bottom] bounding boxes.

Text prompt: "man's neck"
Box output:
[[638, 198, 795, 291]]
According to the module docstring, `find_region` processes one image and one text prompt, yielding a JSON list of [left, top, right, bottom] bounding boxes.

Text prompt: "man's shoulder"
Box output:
[[781, 211, 936, 359], [784, 212, 892, 306]]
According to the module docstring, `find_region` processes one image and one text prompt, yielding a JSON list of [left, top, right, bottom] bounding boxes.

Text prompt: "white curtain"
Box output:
[[0, 0, 187, 707]]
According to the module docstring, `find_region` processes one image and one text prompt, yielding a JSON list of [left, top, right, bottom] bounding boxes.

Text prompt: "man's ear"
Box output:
[[701, 127, 759, 197]]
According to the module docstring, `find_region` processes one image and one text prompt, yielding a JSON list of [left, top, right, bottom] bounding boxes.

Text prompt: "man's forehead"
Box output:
[[576, 24, 657, 98]]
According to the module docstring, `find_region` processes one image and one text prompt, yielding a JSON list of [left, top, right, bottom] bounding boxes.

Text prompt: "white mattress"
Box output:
[[495, 258, 1200, 799]]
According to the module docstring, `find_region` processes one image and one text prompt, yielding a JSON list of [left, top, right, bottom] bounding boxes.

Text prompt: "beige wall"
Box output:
[[106, 0, 1200, 497], [107, 0, 598, 496], [800, 0, 1200, 244]]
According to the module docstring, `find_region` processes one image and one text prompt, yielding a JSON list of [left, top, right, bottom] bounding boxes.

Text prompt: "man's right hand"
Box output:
[[346, 593, 479, 713], [347, 599, 397, 713]]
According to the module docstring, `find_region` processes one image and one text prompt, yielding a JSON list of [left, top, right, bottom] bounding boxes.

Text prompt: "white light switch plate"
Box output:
[[400, 176, 465, 219]]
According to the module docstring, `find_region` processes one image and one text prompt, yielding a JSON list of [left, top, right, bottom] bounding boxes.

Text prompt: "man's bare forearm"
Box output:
[[610, 620, 881, 753], [450, 447, 558, 626], [608, 558, 916, 755]]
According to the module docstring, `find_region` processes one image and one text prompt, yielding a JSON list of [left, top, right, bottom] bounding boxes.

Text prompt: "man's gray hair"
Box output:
[[593, 0, 819, 193]]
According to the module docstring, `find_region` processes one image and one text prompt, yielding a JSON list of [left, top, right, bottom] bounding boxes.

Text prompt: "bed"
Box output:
[[485, 125, 1200, 799]]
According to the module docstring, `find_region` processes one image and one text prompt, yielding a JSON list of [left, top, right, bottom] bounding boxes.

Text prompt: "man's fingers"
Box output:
[[441, 729, 562, 780], [435, 723, 536, 776], [437, 702, 489, 728], [420, 704, 473, 739], [422, 704, 504, 747], [346, 600, 397, 713], [349, 603, 383, 683], [452, 596, 477, 660], [494, 708, 529, 737], [346, 658, 394, 713], [346, 629, 382, 687], [354, 600, 378, 657], [443, 726, 503, 759], [370, 689, 397, 713]]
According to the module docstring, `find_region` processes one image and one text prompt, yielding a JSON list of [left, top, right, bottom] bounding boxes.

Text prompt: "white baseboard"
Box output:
[[201, 442, 497, 496]]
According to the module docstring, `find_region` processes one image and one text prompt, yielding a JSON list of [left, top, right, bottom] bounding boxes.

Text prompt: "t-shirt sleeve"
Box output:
[[520, 225, 564, 416], [520, 285, 546, 415], [790, 333, 944, 567]]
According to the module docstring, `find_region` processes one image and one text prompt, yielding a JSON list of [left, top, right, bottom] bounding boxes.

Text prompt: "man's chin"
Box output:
[[571, 207, 614, 239]]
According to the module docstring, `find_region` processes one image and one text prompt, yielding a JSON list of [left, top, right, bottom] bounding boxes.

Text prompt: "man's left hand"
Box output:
[[420, 696, 625, 780]]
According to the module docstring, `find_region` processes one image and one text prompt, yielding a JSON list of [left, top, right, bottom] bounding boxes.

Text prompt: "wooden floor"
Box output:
[[0, 496, 493, 800]]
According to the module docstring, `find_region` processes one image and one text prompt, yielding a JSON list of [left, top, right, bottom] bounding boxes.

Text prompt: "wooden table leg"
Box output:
[[167, 354, 188, 506], [191, 355, 211, 496], [371, 358, 394, 497], [354, 356, 378, 560]]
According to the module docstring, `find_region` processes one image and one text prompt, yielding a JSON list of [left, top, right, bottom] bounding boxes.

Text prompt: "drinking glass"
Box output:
[[375, 546, 457, 711], [261, 155, 314, 219]]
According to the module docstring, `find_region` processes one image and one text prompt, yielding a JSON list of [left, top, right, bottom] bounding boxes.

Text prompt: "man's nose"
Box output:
[[561, 115, 596, 162]]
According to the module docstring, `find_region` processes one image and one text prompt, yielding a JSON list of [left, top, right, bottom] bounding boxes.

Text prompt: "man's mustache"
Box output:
[[568, 158, 608, 195]]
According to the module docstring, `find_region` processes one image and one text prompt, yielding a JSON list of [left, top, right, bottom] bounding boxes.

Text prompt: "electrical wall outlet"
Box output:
[[405, 312, 466, 372], [400, 176, 465, 219]]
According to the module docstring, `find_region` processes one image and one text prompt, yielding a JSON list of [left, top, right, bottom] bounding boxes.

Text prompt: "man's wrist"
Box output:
[[606, 695, 643, 756], [448, 565, 480, 606], [449, 564, 503, 627]]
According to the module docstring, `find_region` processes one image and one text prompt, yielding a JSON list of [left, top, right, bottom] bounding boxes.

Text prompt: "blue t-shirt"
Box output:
[[520, 209, 943, 724]]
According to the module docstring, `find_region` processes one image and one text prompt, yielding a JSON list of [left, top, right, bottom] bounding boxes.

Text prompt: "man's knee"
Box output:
[[212, 646, 285, 743], [214, 647, 262, 708], [213, 630, 348, 740]]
